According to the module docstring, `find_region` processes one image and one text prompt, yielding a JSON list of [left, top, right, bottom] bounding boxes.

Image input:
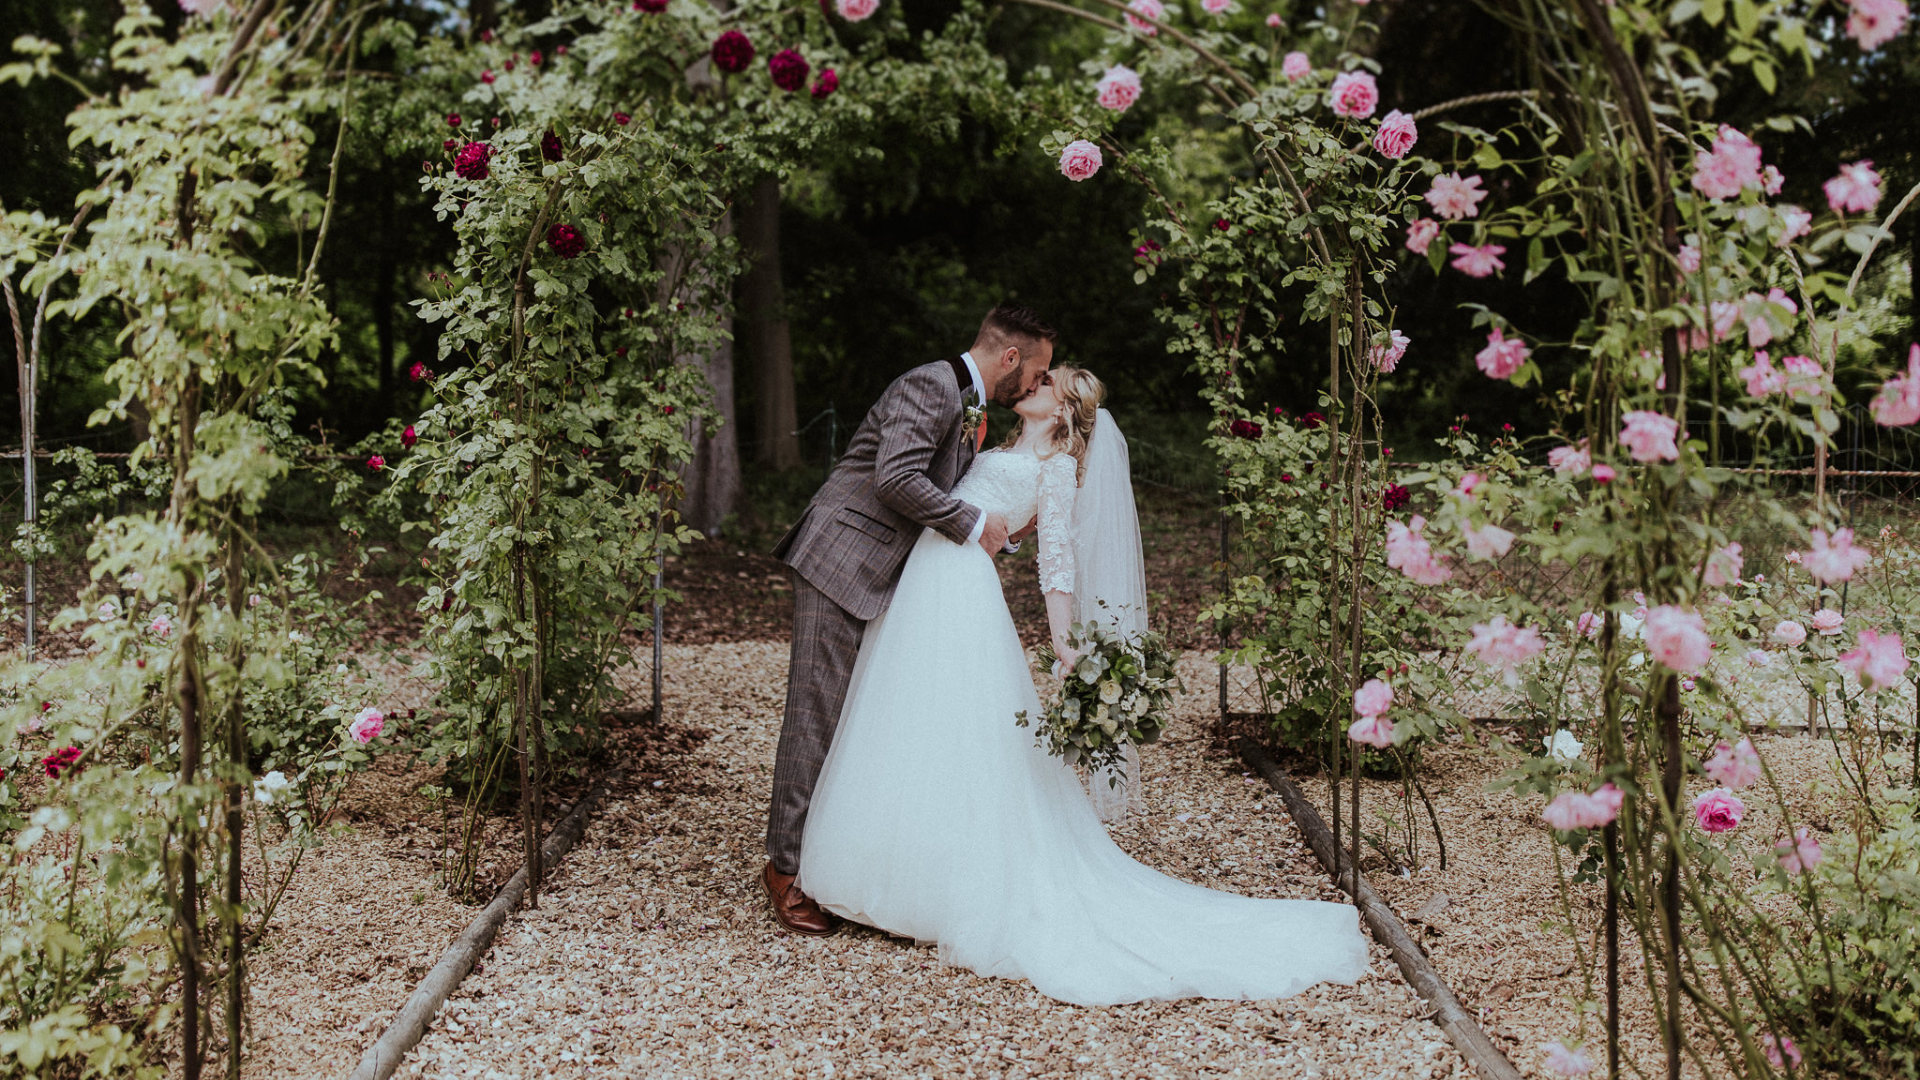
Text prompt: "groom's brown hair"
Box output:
[[976, 302, 1057, 348]]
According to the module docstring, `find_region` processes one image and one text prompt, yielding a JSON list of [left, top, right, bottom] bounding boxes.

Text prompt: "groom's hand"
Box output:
[[977, 512, 1011, 555]]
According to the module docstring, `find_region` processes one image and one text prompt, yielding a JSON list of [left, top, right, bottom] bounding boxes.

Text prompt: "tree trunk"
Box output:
[[738, 176, 801, 471], [666, 212, 743, 537], [374, 186, 396, 424]]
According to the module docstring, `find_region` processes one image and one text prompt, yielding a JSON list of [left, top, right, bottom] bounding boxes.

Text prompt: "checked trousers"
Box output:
[[766, 571, 867, 875]]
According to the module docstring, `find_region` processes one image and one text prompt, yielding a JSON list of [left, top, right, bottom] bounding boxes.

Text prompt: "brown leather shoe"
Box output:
[[762, 862, 836, 936]]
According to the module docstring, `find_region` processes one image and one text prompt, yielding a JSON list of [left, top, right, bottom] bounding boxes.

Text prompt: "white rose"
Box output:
[[1543, 729, 1583, 764], [252, 770, 290, 804], [1094, 703, 1110, 724], [1099, 680, 1122, 704]]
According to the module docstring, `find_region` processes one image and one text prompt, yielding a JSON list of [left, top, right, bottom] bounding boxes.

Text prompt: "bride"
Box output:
[[797, 366, 1369, 1006]]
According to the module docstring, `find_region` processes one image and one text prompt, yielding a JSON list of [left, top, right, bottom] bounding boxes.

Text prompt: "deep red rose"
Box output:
[[1230, 419, 1262, 439], [453, 141, 493, 180], [542, 130, 563, 161], [811, 67, 839, 99], [711, 30, 754, 74], [634, 0, 669, 11], [615, 346, 628, 357], [530, 49, 543, 66], [504, 58, 515, 71], [1382, 484, 1411, 512], [547, 223, 586, 259], [613, 111, 631, 125], [769, 48, 809, 92], [409, 361, 431, 382], [1302, 411, 1325, 429], [556, 45, 567, 56], [663, 404, 676, 415], [43, 746, 82, 779], [367, 454, 386, 472], [1214, 218, 1231, 231], [481, 69, 495, 84], [402, 424, 418, 450], [443, 138, 458, 151], [480, 28, 493, 42], [1132, 239, 1163, 263], [441, 594, 454, 612], [446, 113, 462, 128]]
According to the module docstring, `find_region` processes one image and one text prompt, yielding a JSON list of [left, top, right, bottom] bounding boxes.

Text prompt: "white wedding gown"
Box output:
[[797, 446, 1369, 1006]]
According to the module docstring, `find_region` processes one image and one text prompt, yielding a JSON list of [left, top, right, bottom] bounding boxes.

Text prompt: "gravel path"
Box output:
[[389, 643, 1467, 1080]]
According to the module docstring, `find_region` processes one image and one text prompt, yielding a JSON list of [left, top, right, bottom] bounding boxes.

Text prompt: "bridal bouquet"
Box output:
[[1018, 618, 1181, 777]]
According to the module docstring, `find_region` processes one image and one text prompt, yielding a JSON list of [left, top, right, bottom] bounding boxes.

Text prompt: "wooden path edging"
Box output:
[[344, 771, 620, 1080], [1235, 739, 1525, 1080]]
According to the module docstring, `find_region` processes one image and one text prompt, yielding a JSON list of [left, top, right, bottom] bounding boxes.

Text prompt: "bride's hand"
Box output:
[[1052, 646, 1083, 679]]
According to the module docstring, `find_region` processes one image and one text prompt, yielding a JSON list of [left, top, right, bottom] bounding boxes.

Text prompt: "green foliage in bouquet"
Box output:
[[1017, 619, 1181, 778]]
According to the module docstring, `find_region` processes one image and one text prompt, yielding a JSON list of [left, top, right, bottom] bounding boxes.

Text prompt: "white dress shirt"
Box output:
[[959, 351, 989, 546]]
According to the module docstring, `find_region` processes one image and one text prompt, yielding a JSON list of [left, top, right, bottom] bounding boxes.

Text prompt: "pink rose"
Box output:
[[1370, 329, 1410, 372], [1542, 783, 1624, 831], [1463, 522, 1515, 561], [1838, 627, 1909, 691], [1541, 1041, 1596, 1076], [1847, 0, 1909, 50], [1372, 110, 1418, 159], [1550, 441, 1591, 477], [1781, 354, 1824, 399], [1771, 620, 1807, 646], [1125, 0, 1164, 34], [1689, 124, 1764, 201], [1743, 288, 1798, 348], [1738, 351, 1785, 398], [1095, 65, 1142, 112], [1775, 204, 1812, 247], [1385, 515, 1453, 586], [1448, 243, 1505, 278], [1702, 541, 1743, 587], [1744, 648, 1771, 668], [1826, 159, 1884, 214], [1812, 608, 1845, 636], [1466, 615, 1544, 684], [835, 0, 880, 19], [1676, 244, 1701, 274], [1619, 410, 1680, 463], [1425, 172, 1487, 220], [1058, 140, 1103, 182], [1703, 738, 1761, 789], [1353, 678, 1394, 718], [349, 707, 386, 745], [1775, 827, 1822, 875], [1475, 327, 1530, 380], [1454, 472, 1483, 499], [1576, 612, 1601, 639], [1201, 0, 1231, 13], [1328, 71, 1378, 119], [1281, 51, 1312, 81], [1644, 605, 1711, 673], [1760, 164, 1784, 195], [1872, 344, 1920, 427], [1760, 1033, 1802, 1069], [1591, 463, 1617, 483], [1804, 527, 1871, 584], [1347, 714, 1395, 748], [1691, 787, 1746, 833], [1266, 12, 1284, 26], [149, 613, 173, 639], [1404, 218, 1441, 255]]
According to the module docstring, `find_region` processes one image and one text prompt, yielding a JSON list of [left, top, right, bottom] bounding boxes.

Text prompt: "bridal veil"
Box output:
[[1070, 408, 1152, 821]]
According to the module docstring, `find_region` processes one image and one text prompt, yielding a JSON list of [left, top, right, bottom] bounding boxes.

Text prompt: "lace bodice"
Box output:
[[952, 448, 1079, 594]]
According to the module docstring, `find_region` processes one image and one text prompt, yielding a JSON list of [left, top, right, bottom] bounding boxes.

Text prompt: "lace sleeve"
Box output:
[[1036, 454, 1078, 595]]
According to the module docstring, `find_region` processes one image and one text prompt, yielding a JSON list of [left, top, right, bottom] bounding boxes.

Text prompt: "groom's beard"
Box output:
[[989, 366, 1030, 408]]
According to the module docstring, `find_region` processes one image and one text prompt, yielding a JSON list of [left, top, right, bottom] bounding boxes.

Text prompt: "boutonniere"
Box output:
[[962, 404, 985, 443]]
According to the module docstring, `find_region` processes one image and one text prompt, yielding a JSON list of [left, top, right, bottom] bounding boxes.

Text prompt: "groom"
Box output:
[[763, 302, 1057, 934]]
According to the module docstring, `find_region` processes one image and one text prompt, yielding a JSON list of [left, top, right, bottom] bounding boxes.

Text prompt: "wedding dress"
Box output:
[[797, 421, 1369, 1007]]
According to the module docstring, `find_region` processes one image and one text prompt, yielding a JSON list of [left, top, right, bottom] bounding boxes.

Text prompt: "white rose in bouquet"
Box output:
[[1099, 680, 1122, 704]]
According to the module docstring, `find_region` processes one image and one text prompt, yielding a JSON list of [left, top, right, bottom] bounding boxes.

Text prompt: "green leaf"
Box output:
[[1751, 58, 1775, 94], [1702, 0, 1725, 23]]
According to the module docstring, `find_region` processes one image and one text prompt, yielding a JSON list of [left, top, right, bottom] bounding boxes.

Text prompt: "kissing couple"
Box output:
[[763, 303, 1368, 1006]]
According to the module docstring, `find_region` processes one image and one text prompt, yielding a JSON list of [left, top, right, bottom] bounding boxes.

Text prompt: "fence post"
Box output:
[[652, 502, 664, 723]]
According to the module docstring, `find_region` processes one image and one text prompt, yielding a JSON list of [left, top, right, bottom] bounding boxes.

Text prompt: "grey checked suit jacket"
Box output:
[[772, 358, 980, 621]]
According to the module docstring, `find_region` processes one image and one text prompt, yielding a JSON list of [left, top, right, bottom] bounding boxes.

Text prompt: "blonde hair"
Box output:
[[1001, 366, 1106, 484]]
